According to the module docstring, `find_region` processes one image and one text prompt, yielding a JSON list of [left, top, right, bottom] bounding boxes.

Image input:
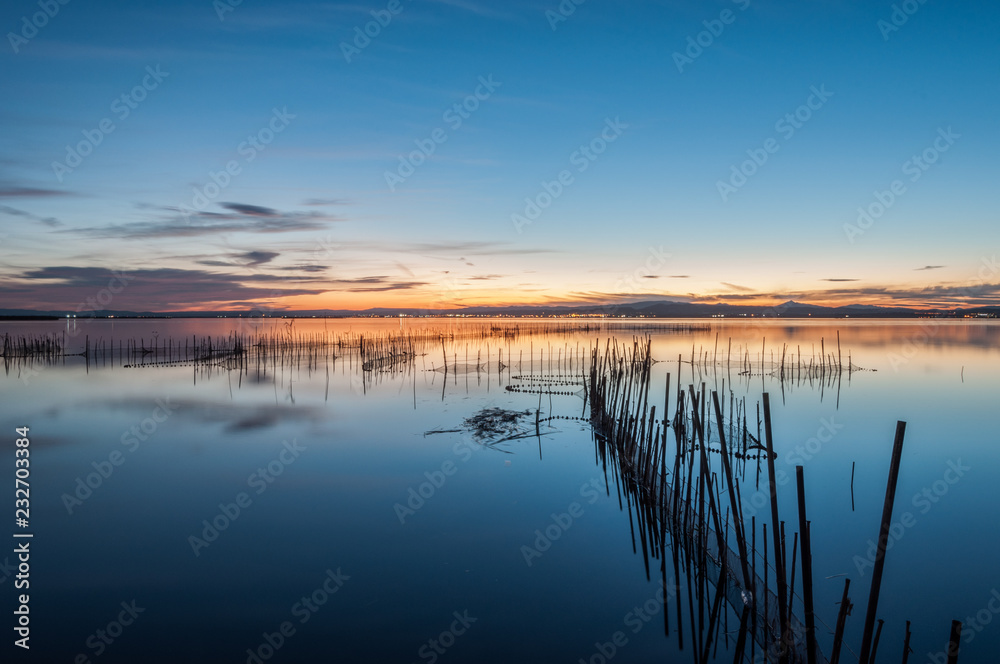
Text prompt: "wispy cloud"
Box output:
[[219, 202, 279, 217], [345, 281, 427, 292], [405, 241, 557, 258], [290, 239, 557, 260], [915, 265, 946, 271], [0, 187, 76, 198], [71, 205, 339, 239], [197, 250, 280, 268], [327, 276, 429, 292], [555, 292, 692, 306], [0, 205, 62, 227], [277, 264, 328, 273], [302, 198, 351, 206]]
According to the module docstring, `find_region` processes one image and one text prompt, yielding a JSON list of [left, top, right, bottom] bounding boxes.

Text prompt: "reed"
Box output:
[[585, 335, 959, 664]]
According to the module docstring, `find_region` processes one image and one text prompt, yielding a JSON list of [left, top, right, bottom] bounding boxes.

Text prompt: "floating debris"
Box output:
[[462, 407, 533, 441]]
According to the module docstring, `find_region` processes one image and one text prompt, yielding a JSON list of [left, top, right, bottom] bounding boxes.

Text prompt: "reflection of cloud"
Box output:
[[223, 408, 317, 432], [96, 398, 324, 432]]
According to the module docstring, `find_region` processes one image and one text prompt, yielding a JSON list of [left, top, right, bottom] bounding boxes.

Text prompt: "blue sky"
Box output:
[[1, 0, 998, 311]]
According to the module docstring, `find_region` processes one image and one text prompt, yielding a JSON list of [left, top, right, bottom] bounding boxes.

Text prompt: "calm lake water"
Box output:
[[2, 317, 998, 663]]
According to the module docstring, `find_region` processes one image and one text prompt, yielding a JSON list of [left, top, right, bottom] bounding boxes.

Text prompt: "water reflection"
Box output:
[[1, 319, 997, 662]]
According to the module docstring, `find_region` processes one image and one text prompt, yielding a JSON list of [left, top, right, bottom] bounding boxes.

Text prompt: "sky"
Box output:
[[1, 0, 998, 312]]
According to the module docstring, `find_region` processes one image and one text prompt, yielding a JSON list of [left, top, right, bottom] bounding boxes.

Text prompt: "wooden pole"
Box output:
[[851, 460, 856, 512], [837, 330, 843, 372], [830, 578, 851, 664], [762, 393, 790, 660], [859, 421, 907, 663], [871, 619, 885, 663], [796, 466, 817, 664], [946, 620, 962, 664]]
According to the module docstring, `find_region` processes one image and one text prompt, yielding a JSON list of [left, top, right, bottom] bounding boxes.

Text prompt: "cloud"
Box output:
[[277, 264, 327, 273], [324, 276, 428, 292], [333, 276, 391, 285], [669, 275, 690, 279], [72, 206, 336, 239], [302, 198, 351, 206], [241, 250, 279, 266], [0, 205, 62, 227], [0, 187, 75, 198], [0, 266, 330, 310], [915, 265, 946, 271], [219, 202, 278, 217], [642, 275, 659, 279], [406, 241, 557, 257], [345, 281, 427, 292], [197, 250, 279, 268], [286, 240, 557, 268], [822, 278, 859, 282], [345, 240, 557, 258], [720, 282, 753, 292], [556, 292, 693, 306]]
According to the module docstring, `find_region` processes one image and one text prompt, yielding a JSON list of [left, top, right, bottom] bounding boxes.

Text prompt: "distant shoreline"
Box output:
[[1, 313, 996, 321], [0, 316, 61, 321]]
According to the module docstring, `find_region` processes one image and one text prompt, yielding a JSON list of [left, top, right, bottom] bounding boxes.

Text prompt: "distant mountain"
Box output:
[[779, 300, 825, 309]]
